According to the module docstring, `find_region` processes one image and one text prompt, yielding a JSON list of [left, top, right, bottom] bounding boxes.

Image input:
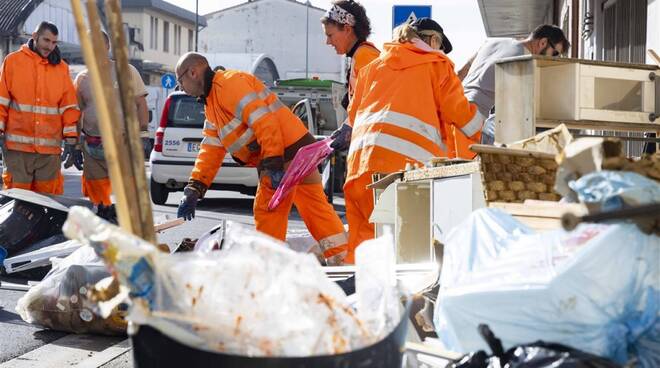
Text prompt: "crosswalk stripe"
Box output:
[[0, 335, 130, 368]]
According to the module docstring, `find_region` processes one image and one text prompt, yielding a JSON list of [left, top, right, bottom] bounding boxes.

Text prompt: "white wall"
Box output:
[[200, 0, 342, 81], [124, 9, 196, 70], [23, 0, 79, 44], [648, 0, 659, 64]]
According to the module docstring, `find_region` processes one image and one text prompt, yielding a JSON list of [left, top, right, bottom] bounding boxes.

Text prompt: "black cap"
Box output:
[[410, 17, 453, 54]]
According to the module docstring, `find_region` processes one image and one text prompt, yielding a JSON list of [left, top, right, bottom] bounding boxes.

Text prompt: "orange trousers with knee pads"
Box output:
[[1, 149, 63, 194], [342, 173, 376, 264], [253, 169, 348, 264]]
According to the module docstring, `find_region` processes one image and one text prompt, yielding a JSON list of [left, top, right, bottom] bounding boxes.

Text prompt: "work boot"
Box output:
[[96, 204, 118, 225]]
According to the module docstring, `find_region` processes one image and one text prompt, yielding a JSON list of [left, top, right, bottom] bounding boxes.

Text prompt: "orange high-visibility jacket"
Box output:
[[347, 41, 380, 108], [345, 41, 478, 183], [0, 45, 80, 154], [191, 70, 309, 187]]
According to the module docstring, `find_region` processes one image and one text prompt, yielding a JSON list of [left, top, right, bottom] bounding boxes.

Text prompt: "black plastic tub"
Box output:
[[132, 300, 411, 368]]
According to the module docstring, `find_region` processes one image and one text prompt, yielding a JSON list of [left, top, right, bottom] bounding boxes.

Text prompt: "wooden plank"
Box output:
[[535, 118, 659, 132], [71, 0, 155, 244], [403, 162, 480, 182], [105, 0, 156, 244], [154, 218, 185, 233], [647, 49, 660, 66], [495, 57, 536, 143], [489, 201, 588, 218], [496, 54, 659, 71], [469, 144, 555, 159]]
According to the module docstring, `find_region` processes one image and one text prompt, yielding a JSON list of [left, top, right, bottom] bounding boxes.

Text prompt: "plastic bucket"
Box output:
[[132, 300, 411, 368]]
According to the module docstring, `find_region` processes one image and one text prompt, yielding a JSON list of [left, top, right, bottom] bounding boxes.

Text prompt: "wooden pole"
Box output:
[[70, 0, 156, 244], [105, 0, 156, 243]]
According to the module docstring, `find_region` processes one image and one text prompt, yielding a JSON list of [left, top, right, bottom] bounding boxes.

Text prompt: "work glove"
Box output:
[[0, 132, 5, 147], [177, 180, 207, 220], [330, 123, 352, 151], [177, 187, 200, 220], [261, 156, 285, 190], [61, 140, 83, 170]]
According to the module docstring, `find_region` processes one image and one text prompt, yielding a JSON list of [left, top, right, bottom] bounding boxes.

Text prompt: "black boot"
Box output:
[[96, 204, 118, 224]]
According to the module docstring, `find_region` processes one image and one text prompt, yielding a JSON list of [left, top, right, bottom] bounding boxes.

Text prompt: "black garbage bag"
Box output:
[[450, 325, 622, 368]]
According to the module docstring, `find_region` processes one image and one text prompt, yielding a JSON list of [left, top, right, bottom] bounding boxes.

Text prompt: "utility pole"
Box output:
[[305, 0, 310, 78], [195, 0, 199, 52]]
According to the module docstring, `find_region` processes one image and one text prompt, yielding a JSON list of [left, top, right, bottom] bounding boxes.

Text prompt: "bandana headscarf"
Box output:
[[324, 4, 356, 26]]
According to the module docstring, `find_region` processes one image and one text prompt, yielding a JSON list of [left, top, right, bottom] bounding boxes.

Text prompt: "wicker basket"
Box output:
[[470, 144, 561, 203]]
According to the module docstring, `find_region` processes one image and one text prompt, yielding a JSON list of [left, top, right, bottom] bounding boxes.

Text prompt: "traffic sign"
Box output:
[[161, 73, 176, 89], [392, 5, 432, 29]]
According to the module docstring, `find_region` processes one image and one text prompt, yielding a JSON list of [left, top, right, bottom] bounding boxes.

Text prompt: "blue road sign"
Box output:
[[161, 73, 176, 89], [392, 5, 432, 29]]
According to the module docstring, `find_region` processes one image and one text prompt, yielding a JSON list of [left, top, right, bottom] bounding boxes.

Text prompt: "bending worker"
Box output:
[[174, 52, 348, 265], [320, 0, 379, 151], [454, 24, 569, 156], [0, 22, 80, 194], [73, 30, 149, 217], [343, 18, 480, 262]]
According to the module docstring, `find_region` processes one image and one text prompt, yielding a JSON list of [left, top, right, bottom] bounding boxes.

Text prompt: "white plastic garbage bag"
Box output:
[[15, 246, 126, 335], [435, 208, 660, 367], [63, 207, 380, 357]]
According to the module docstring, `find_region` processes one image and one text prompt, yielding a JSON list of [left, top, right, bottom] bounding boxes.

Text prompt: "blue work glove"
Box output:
[[62, 142, 83, 170], [177, 186, 201, 220], [330, 123, 352, 151], [260, 156, 285, 190], [267, 169, 285, 190], [0, 132, 4, 147]]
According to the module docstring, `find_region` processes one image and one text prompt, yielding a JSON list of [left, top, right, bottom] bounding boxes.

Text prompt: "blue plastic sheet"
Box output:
[[569, 170, 660, 211], [435, 208, 660, 367]]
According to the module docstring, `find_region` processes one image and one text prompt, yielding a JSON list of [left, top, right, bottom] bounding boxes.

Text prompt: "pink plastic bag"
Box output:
[[268, 137, 334, 210]]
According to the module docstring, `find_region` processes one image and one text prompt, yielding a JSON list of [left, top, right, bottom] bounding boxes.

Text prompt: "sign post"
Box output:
[[392, 5, 432, 30], [161, 73, 176, 92]]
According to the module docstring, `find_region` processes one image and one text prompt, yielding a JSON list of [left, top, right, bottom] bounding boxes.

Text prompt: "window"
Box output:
[[188, 29, 194, 52], [163, 21, 170, 52], [150, 16, 158, 50], [174, 25, 181, 54]]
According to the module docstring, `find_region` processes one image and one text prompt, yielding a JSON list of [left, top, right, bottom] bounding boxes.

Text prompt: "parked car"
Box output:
[[149, 91, 258, 205]]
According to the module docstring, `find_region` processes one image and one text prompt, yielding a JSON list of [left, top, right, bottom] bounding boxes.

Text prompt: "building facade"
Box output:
[[200, 0, 342, 81]]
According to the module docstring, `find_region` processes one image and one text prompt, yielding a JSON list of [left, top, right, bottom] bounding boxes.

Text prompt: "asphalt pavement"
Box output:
[[0, 163, 346, 367]]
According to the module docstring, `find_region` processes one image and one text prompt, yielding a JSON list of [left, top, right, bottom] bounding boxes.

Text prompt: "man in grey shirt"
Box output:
[[459, 24, 569, 147]]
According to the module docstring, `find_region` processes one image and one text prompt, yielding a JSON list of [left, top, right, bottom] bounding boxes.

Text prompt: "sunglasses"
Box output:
[[547, 39, 561, 57]]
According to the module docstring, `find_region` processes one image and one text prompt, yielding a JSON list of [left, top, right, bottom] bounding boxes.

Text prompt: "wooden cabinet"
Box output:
[[495, 55, 660, 143]]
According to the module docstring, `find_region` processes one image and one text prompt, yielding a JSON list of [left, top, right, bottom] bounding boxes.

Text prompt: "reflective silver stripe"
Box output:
[[0, 96, 9, 107], [267, 99, 285, 113], [349, 132, 441, 163], [354, 110, 444, 148], [235, 92, 259, 120], [59, 104, 80, 114], [0, 120, 4, 130], [201, 136, 222, 147], [227, 128, 254, 153], [247, 105, 270, 126], [220, 118, 241, 139], [203, 120, 217, 132], [318, 232, 348, 251], [459, 110, 485, 138], [5, 133, 60, 147], [9, 101, 60, 115], [62, 125, 77, 134]]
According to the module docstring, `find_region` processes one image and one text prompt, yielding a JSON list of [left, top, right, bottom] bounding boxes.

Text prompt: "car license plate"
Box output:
[[186, 142, 200, 152]]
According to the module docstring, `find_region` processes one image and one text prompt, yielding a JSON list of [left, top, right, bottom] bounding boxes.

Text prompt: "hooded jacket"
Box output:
[[0, 43, 80, 154], [345, 40, 477, 183]]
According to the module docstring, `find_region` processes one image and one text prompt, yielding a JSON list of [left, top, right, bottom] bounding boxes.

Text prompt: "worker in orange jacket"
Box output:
[[74, 31, 149, 216], [175, 53, 348, 265], [320, 0, 380, 152], [341, 18, 480, 262], [0, 22, 80, 194]]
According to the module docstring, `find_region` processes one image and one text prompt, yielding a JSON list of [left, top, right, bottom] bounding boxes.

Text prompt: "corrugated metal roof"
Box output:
[[205, 0, 326, 18], [0, 0, 43, 36], [122, 0, 207, 27], [477, 0, 554, 37]]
